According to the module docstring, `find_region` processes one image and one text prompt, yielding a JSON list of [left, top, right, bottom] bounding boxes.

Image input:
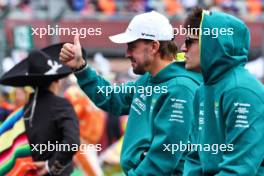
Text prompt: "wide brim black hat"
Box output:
[[0, 43, 73, 87]]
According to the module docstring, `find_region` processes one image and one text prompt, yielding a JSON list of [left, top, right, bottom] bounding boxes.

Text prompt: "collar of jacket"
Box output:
[[148, 61, 202, 84]]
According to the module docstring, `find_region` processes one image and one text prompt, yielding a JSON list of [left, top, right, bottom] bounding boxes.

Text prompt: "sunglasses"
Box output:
[[185, 37, 199, 49]]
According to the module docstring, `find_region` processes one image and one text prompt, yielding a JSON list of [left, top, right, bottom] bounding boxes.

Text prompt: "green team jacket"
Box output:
[[75, 61, 202, 175], [184, 11, 264, 176]]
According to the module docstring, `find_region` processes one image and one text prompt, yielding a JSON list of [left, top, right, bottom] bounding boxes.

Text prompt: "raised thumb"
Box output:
[[74, 33, 80, 47]]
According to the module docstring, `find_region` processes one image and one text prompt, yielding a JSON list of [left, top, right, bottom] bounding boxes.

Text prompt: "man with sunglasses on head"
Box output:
[[60, 11, 202, 175], [181, 7, 264, 176]]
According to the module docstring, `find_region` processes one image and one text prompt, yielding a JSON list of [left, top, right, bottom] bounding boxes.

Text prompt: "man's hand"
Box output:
[[59, 34, 85, 69], [34, 161, 49, 175]]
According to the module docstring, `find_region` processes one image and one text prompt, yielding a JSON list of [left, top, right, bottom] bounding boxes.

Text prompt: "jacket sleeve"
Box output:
[[216, 88, 264, 176], [128, 86, 195, 175], [183, 90, 203, 176], [75, 66, 134, 117], [48, 98, 80, 175], [183, 123, 203, 176]]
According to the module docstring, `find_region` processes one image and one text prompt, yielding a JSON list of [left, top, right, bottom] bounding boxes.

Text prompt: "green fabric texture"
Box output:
[[184, 10, 264, 176], [75, 61, 202, 175]]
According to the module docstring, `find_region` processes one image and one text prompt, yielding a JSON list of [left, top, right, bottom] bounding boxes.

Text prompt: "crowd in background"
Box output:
[[0, 1, 264, 175], [0, 0, 263, 20]]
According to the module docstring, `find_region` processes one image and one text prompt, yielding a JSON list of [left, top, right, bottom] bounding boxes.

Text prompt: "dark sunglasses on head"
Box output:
[[185, 37, 199, 49]]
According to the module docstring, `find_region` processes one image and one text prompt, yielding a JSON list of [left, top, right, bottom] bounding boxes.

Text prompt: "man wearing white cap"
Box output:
[[60, 11, 202, 175]]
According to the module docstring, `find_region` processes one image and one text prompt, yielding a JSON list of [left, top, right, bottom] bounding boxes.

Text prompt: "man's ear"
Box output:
[[151, 41, 160, 55]]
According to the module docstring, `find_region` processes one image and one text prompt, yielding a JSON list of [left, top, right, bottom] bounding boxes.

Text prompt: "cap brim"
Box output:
[[109, 32, 138, 44]]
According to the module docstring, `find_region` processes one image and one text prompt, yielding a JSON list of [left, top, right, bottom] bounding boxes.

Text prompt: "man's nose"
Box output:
[[180, 43, 187, 52]]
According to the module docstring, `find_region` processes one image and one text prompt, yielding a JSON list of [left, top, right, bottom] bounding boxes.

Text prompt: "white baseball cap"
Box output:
[[109, 11, 174, 43]]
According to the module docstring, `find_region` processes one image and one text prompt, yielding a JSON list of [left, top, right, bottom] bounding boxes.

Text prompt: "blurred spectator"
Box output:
[[30, 0, 47, 11], [181, 0, 198, 11], [220, 0, 239, 15], [65, 85, 105, 145], [12, 87, 29, 110], [18, 0, 32, 13], [144, 0, 166, 13], [65, 84, 105, 176], [215, 0, 226, 5], [68, 0, 86, 11], [0, 43, 80, 175], [0, 0, 263, 19], [125, 0, 145, 13], [236, 0, 248, 17], [79, 0, 97, 15], [0, 90, 13, 123], [247, 0, 262, 16], [98, 0, 116, 15], [164, 0, 183, 16]]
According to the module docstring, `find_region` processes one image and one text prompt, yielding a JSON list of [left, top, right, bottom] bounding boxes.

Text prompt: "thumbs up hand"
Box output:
[[60, 34, 85, 69]]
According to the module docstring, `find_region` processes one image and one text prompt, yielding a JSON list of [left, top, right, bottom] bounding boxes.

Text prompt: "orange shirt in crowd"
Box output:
[[164, 0, 183, 16], [247, 0, 262, 16], [98, 0, 116, 15]]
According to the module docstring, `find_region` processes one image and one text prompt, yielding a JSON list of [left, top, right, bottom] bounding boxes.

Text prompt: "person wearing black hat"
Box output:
[[0, 43, 80, 176]]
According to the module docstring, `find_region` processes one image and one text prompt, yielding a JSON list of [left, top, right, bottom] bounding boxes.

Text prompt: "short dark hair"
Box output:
[[184, 7, 203, 35], [143, 39, 178, 60], [158, 40, 178, 60]]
